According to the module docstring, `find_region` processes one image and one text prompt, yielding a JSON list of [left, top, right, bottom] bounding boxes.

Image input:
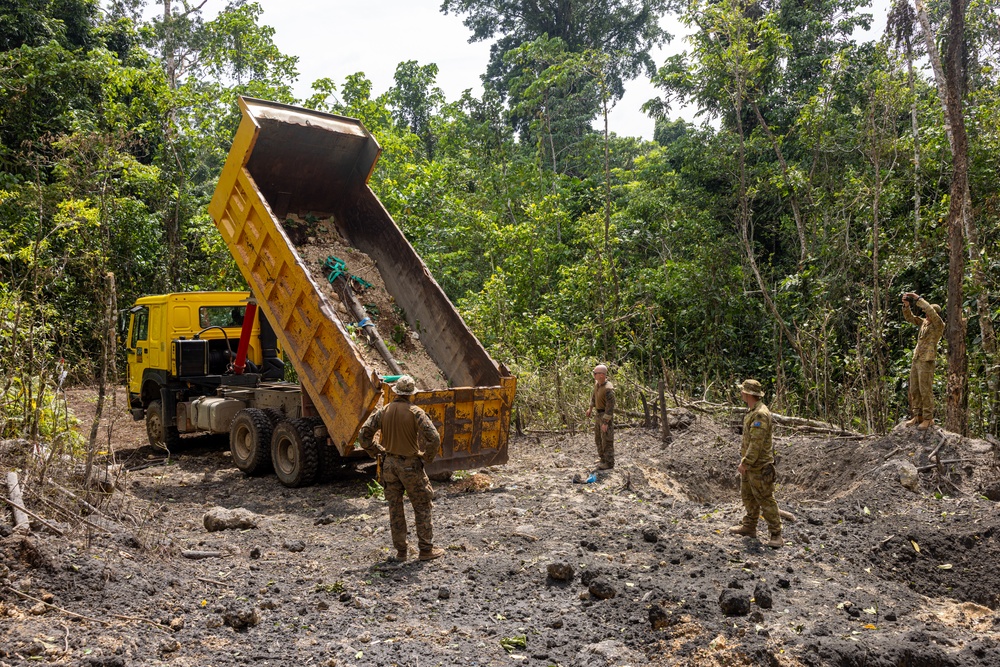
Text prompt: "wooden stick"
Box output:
[[49, 480, 113, 520], [3, 586, 109, 626], [181, 550, 224, 559], [6, 472, 29, 532], [110, 613, 171, 633], [197, 576, 232, 587], [929, 432, 948, 459], [1, 494, 63, 536], [36, 496, 114, 535]]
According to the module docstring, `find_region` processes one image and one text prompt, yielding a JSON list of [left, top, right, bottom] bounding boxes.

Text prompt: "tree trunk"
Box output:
[[943, 0, 969, 435]]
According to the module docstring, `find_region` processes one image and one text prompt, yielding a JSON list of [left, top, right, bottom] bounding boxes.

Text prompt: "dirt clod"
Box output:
[[719, 589, 751, 616]]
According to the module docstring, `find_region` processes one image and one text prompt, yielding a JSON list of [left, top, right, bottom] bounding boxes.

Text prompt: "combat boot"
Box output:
[[597, 462, 614, 470], [918, 419, 934, 430], [418, 547, 445, 561], [389, 548, 408, 562], [728, 524, 756, 538], [904, 416, 921, 427], [766, 533, 784, 548]]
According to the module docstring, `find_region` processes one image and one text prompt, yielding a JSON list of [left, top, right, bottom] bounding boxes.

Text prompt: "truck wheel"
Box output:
[[261, 408, 285, 426], [230, 409, 274, 475], [146, 400, 180, 449], [271, 418, 319, 487]]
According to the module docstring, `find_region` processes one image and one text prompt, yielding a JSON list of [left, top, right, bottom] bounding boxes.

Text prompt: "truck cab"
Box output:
[[125, 291, 284, 447]]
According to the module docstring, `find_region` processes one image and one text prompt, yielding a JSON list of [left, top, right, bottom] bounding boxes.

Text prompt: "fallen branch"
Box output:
[[1, 494, 63, 536], [197, 576, 232, 587], [181, 550, 224, 560], [35, 496, 114, 536], [110, 613, 172, 633], [3, 586, 109, 626], [917, 458, 974, 472]]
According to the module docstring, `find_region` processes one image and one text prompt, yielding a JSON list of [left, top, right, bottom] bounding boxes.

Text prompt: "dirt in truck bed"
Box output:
[[2, 388, 1000, 666], [283, 214, 447, 391]]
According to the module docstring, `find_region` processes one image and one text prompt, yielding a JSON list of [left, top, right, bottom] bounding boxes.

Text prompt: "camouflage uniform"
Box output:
[[590, 379, 615, 467], [738, 400, 781, 538], [903, 297, 945, 421], [359, 395, 441, 557]]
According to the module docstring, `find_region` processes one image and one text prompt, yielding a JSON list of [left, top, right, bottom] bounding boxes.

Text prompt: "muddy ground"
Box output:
[[2, 389, 1000, 667]]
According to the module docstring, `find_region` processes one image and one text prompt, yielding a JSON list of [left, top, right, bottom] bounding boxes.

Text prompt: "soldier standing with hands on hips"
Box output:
[[359, 375, 444, 562], [585, 364, 615, 470], [729, 379, 783, 548], [901, 291, 944, 430]]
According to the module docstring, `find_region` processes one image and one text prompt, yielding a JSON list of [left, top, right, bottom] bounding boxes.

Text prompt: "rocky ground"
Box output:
[[2, 388, 1000, 666]]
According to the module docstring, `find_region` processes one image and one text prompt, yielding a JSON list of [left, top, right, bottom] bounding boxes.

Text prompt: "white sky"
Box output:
[[195, 0, 891, 140], [256, 0, 688, 139]]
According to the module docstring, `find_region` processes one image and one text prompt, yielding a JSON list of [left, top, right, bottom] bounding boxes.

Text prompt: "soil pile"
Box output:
[[282, 214, 446, 391], [1, 389, 999, 666]]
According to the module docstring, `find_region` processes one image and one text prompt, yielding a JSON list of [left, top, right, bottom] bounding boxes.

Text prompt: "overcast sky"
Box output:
[[211, 0, 889, 140]]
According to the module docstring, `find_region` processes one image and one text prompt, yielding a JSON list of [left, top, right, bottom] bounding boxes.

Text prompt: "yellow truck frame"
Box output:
[[126, 97, 515, 487]]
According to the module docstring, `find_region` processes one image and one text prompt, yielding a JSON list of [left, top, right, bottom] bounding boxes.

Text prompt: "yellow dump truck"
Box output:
[[126, 96, 516, 487]]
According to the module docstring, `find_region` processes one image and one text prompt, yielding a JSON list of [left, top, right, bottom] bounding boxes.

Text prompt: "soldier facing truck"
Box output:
[[358, 375, 445, 562]]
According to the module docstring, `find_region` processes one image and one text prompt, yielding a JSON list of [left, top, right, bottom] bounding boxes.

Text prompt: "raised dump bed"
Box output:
[[207, 97, 515, 475]]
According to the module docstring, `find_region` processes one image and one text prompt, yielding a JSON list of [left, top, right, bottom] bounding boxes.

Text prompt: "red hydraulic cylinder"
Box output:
[[233, 300, 258, 375]]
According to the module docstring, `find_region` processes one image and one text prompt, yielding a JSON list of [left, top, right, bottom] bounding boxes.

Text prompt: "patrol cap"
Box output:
[[592, 364, 609, 376], [392, 375, 417, 395], [738, 379, 763, 397]]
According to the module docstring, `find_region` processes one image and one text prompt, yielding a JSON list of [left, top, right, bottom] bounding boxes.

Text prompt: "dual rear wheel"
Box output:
[[230, 409, 331, 487]]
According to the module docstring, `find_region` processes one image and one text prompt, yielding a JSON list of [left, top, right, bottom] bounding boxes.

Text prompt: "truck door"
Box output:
[[126, 306, 150, 397]]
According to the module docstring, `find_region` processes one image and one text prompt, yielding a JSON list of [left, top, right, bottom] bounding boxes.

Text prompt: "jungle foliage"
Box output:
[[1, 0, 999, 439]]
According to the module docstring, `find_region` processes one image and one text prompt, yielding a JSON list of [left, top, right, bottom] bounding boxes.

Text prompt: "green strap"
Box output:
[[323, 256, 373, 290]]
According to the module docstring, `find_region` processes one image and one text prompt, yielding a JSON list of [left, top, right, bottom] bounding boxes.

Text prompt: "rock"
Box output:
[[588, 577, 616, 600], [719, 589, 751, 616], [727, 579, 744, 589], [754, 583, 773, 609], [283, 539, 305, 553], [169, 617, 184, 631], [28, 602, 46, 615], [575, 639, 644, 667], [884, 610, 897, 621], [580, 569, 601, 586], [221, 604, 259, 630], [749, 610, 765, 623], [547, 561, 575, 582], [438, 586, 451, 600], [777, 577, 791, 589], [642, 527, 659, 543], [203, 507, 258, 532], [249, 546, 261, 559], [159, 639, 180, 654], [892, 460, 921, 492]]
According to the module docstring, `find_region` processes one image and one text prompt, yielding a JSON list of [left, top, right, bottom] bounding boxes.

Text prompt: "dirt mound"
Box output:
[[282, 214, 446, 390]]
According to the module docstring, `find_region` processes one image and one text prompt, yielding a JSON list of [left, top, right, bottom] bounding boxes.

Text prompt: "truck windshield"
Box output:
[[200, 306, 246, 329]]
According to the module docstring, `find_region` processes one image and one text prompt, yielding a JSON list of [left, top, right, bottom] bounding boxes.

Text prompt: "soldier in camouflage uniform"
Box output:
[[359, 375, 444, 562], [585, 364, 615, 470], [728, 379, 783, 548], [902, 292, 945, 430]]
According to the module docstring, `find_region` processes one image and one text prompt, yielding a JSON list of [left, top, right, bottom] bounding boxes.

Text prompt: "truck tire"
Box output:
[[261, 408, 285, 427], [230, 409, 274, 475], [146, 400, 180, 449], [271, 418, 319, 487], [307, 417, 347, 482]]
